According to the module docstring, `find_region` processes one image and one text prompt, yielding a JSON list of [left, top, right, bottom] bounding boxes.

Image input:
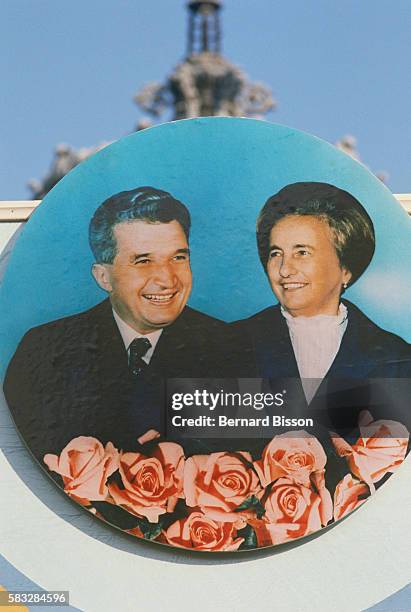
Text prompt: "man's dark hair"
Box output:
[[256, 182, 375, 287], [89, 186, 191, 263]]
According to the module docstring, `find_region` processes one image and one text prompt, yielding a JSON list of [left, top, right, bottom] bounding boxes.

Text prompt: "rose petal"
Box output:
[[43, 453, 59, 473], [334, 474, 369, 521], [137, 429, 161, 445]]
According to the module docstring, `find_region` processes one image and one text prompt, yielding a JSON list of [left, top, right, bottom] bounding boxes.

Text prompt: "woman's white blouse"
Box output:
[[281, 303, 348, 404]]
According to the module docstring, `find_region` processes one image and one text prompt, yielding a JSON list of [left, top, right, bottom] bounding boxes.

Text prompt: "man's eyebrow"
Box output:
[[293, 243, 315, 249], [130, 252, 150, 260], [129, 247, 190, 261], [175, 248, 190, 255]]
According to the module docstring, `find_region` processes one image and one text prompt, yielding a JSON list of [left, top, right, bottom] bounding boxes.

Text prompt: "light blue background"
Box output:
[[2, 0, 411, 198], [1, 117, 411, 379]]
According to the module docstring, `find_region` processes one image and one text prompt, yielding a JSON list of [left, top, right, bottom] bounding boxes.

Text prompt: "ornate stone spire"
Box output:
[[134, 0, 276, 121], [187, 1, 222, 55], [30, 2, 275, 199], [30, 3, 382, 198], [28, 142, 108, 199]]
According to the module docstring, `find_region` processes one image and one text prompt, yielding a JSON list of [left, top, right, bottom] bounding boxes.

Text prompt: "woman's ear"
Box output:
[[92, 263, 113, 293], [342, 267, 352, 288]]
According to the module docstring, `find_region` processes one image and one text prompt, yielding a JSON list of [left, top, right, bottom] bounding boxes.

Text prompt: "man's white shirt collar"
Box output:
[[112, 309, 163, 364]]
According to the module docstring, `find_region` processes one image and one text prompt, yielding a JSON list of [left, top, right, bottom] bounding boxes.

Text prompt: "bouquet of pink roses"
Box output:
[[44, 411, 409, 551]]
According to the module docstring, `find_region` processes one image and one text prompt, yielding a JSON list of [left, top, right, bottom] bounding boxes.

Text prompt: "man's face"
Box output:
[[93, 220, 192, 333], [266, 215, 351, 317]]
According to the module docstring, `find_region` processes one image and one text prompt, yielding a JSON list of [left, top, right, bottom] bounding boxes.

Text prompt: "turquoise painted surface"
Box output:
[[1, 118, 411, 379]]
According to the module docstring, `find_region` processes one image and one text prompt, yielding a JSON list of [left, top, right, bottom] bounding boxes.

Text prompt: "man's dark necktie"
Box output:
[[128, 337, 152, 377]]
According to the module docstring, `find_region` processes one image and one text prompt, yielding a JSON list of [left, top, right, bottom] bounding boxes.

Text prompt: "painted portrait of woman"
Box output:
[[235, 182, 411, 434]]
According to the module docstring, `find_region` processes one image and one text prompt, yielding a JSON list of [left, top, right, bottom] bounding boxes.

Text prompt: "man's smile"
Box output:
[[143, 291, 179, 303], [98, 220, 192, 332]]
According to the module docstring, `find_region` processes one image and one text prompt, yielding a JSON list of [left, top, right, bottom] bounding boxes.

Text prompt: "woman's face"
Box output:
[[267, 215, 352, 317]]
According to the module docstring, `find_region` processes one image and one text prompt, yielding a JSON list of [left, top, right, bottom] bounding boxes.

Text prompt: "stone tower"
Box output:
[[135, 0, 275, 121], [29, 1, 275, 199]]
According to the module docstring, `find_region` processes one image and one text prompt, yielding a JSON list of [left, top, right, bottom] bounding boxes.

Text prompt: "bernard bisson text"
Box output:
[[171, 415, 314, 428]]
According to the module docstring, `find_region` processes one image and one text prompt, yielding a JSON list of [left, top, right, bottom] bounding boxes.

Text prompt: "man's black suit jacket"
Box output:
[[234, 300, 411, 436], [4, 299, 244, 461]]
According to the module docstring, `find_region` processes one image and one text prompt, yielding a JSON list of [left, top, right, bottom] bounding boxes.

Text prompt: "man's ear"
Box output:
[[92, 263, 113, 293]]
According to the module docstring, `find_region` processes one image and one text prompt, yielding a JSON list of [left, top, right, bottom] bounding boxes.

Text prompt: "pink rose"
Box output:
[[137, 429, 161, 445], [164, 512, 244, 551], [333, 474, 369, 521], [184, 451, 262, 522], [44, 436, 119, 503], [331, 410, 409, 491], [254, 431, 328, 488], [311, 469, 333, 525], [255, 476, 332, 546], [108, 442, 184, 523]]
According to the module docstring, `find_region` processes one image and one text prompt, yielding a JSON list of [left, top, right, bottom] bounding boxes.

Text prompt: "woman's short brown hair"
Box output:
[[256, 182, 375, 286]]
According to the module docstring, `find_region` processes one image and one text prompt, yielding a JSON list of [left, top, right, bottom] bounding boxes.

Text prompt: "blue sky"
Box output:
[[1, 0, 410, 199]]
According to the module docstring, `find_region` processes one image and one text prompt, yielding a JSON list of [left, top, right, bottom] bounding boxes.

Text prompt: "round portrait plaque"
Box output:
[[1, 118, 410, 553]]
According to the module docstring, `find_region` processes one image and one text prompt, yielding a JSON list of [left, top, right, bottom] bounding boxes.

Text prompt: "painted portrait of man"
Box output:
[[3, 186, 243, 461]]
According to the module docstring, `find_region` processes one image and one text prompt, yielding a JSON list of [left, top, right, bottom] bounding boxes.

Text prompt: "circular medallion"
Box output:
[[1, 117, 410, 552]]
